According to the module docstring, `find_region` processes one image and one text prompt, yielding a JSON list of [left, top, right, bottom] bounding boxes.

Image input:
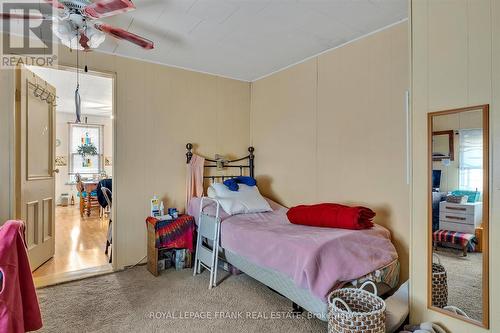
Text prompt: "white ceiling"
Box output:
[[27, 65, 113, 116], [88, 0, 408, 81], [4, 0, 408, 81]]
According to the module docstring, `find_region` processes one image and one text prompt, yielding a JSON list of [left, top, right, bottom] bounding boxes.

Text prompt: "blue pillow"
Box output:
[[223, 178, 239, 191], [223, 176, 257, 191]]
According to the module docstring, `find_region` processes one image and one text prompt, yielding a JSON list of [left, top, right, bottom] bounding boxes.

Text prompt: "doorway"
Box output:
[[24, 65, 115, 286]]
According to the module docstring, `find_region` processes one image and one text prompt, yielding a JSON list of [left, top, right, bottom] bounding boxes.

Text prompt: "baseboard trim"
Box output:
[[34, 264, 114, 289]]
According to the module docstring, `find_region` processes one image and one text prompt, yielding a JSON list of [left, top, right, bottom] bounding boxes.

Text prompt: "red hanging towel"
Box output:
[[0, 221, 43, 332], [287, 203, 375, 230]]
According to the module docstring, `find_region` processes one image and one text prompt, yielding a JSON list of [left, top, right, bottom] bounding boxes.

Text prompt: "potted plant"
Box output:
[[77, 142, 98, 157], [77, 142, 98, 168]]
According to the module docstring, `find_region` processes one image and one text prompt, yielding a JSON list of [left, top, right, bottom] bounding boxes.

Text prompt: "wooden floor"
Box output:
[[33, 205, 111, 280]]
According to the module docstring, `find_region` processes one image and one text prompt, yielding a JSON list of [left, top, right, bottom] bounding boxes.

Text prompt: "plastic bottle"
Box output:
[[159, 201, 165, 216], [151, 195, 160, 217]]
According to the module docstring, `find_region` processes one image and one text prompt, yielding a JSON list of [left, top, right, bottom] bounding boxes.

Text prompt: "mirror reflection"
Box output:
[[429, 106, 488, 325]]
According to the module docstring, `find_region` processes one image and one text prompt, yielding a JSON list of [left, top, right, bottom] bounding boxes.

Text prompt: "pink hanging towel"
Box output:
[[185, 154, 205, 210], [0, 220, 43, 332]]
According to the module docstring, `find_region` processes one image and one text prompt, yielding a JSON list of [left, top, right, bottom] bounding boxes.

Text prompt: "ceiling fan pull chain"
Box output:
[[76, 33, 79, 86], [75, 31, 81, 123], [84, 41, 88, 72], [75, 83, 81, 123]]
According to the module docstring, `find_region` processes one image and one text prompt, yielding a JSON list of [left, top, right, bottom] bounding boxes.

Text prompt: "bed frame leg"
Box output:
[[292, 302, 304, 314]]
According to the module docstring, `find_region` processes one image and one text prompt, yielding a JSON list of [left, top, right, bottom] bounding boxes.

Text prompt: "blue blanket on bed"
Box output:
[[223, 176, 257, 191]]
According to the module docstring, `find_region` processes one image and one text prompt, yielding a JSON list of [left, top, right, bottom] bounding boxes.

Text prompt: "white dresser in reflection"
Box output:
[[439, 201, 483, 234]]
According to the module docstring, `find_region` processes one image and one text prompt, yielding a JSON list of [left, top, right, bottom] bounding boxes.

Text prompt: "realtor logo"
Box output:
[[1, 1, 57, 67]]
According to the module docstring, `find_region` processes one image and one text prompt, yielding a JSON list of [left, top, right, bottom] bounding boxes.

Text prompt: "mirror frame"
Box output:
[[432, 130, 455, 161], [427, 104, 489, 329]]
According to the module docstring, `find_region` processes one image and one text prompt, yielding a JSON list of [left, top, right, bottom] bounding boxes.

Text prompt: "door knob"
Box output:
[[53, 168, 60, 174]]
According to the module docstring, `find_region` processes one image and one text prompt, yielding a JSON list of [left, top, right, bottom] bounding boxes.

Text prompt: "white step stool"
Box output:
[[193, 197, 221, 289]]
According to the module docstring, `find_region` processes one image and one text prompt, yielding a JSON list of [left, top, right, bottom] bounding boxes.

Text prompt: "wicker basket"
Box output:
[[446, 195, 468, 204], [328, 281, 386, 333], [432, 254, 448, 308]]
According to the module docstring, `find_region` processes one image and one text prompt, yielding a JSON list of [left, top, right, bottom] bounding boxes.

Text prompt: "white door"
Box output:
[[15, 66, 57, 271]]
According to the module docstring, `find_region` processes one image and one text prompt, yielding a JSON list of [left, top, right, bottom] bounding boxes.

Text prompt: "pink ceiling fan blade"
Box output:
[[95, 23, 154, 49], [0, 12, 48, 20], [44, 0, 65, 9], [84, 0, 136, 19]]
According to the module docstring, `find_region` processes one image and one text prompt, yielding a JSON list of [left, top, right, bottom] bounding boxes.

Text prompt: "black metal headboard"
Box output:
[[186, 143, 254, 183]]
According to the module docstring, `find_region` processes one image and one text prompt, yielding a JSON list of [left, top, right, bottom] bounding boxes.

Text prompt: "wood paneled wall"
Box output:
[[251, 22, 410, 281], [59, 51, 251, 269], [411, 0, 500, 331]]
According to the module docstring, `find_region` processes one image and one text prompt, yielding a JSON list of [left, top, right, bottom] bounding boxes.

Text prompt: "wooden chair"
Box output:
[[76, 178, 100, 217], [101, 186, 112, 263]]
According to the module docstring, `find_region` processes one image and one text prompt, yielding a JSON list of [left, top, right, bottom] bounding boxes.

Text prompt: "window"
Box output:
[[458, 129, 483, 191], [68, 123, 103, 176]]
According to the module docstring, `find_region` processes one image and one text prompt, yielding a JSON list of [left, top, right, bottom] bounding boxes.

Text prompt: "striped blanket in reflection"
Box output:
[[433, 229, 477, 251]]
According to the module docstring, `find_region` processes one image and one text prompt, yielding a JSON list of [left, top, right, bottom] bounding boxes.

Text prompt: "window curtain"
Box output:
[[458, 128, 483, 191]]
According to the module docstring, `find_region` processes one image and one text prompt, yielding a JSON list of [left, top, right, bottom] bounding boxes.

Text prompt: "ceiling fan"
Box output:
[[0, 0, 154, 50]]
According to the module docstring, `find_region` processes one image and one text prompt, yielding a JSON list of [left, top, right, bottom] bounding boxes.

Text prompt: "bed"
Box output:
[[185, 143, 400, 320]]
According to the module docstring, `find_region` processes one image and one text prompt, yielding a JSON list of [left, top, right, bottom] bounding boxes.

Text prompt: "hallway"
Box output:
[[33, 205, 111, 282]]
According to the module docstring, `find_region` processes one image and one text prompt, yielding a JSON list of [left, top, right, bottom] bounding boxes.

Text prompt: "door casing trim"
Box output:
[[12, 63, 118, 279]]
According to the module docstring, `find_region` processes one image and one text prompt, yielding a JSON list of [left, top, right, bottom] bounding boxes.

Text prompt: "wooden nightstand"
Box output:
[[146, 215, 195, 276]]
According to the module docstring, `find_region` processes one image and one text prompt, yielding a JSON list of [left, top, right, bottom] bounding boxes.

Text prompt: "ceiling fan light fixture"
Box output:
[[53, 21, 106, 50], [4, 0, 155, 51], [86, 26, 106, 49], [53, 20, 80, 49], [52, 20, 71, 39]]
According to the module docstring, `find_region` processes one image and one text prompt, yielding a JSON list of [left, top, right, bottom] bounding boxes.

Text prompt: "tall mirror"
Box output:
[[428, 105, 489, 328]]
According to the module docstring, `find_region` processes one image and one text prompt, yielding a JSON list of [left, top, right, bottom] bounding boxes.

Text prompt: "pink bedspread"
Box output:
[[188, 198, 398, 300]]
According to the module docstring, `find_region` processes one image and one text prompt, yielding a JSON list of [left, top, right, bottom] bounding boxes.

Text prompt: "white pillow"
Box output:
[[207, 183, 272, 215]]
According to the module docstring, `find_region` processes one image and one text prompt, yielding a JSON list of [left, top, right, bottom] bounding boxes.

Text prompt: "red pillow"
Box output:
[[286, 203, 375, 230]]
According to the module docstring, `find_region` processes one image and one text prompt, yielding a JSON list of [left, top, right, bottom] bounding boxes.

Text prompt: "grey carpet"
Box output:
[[37, 266, 327, 333], [435, 247, 483, 322]]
